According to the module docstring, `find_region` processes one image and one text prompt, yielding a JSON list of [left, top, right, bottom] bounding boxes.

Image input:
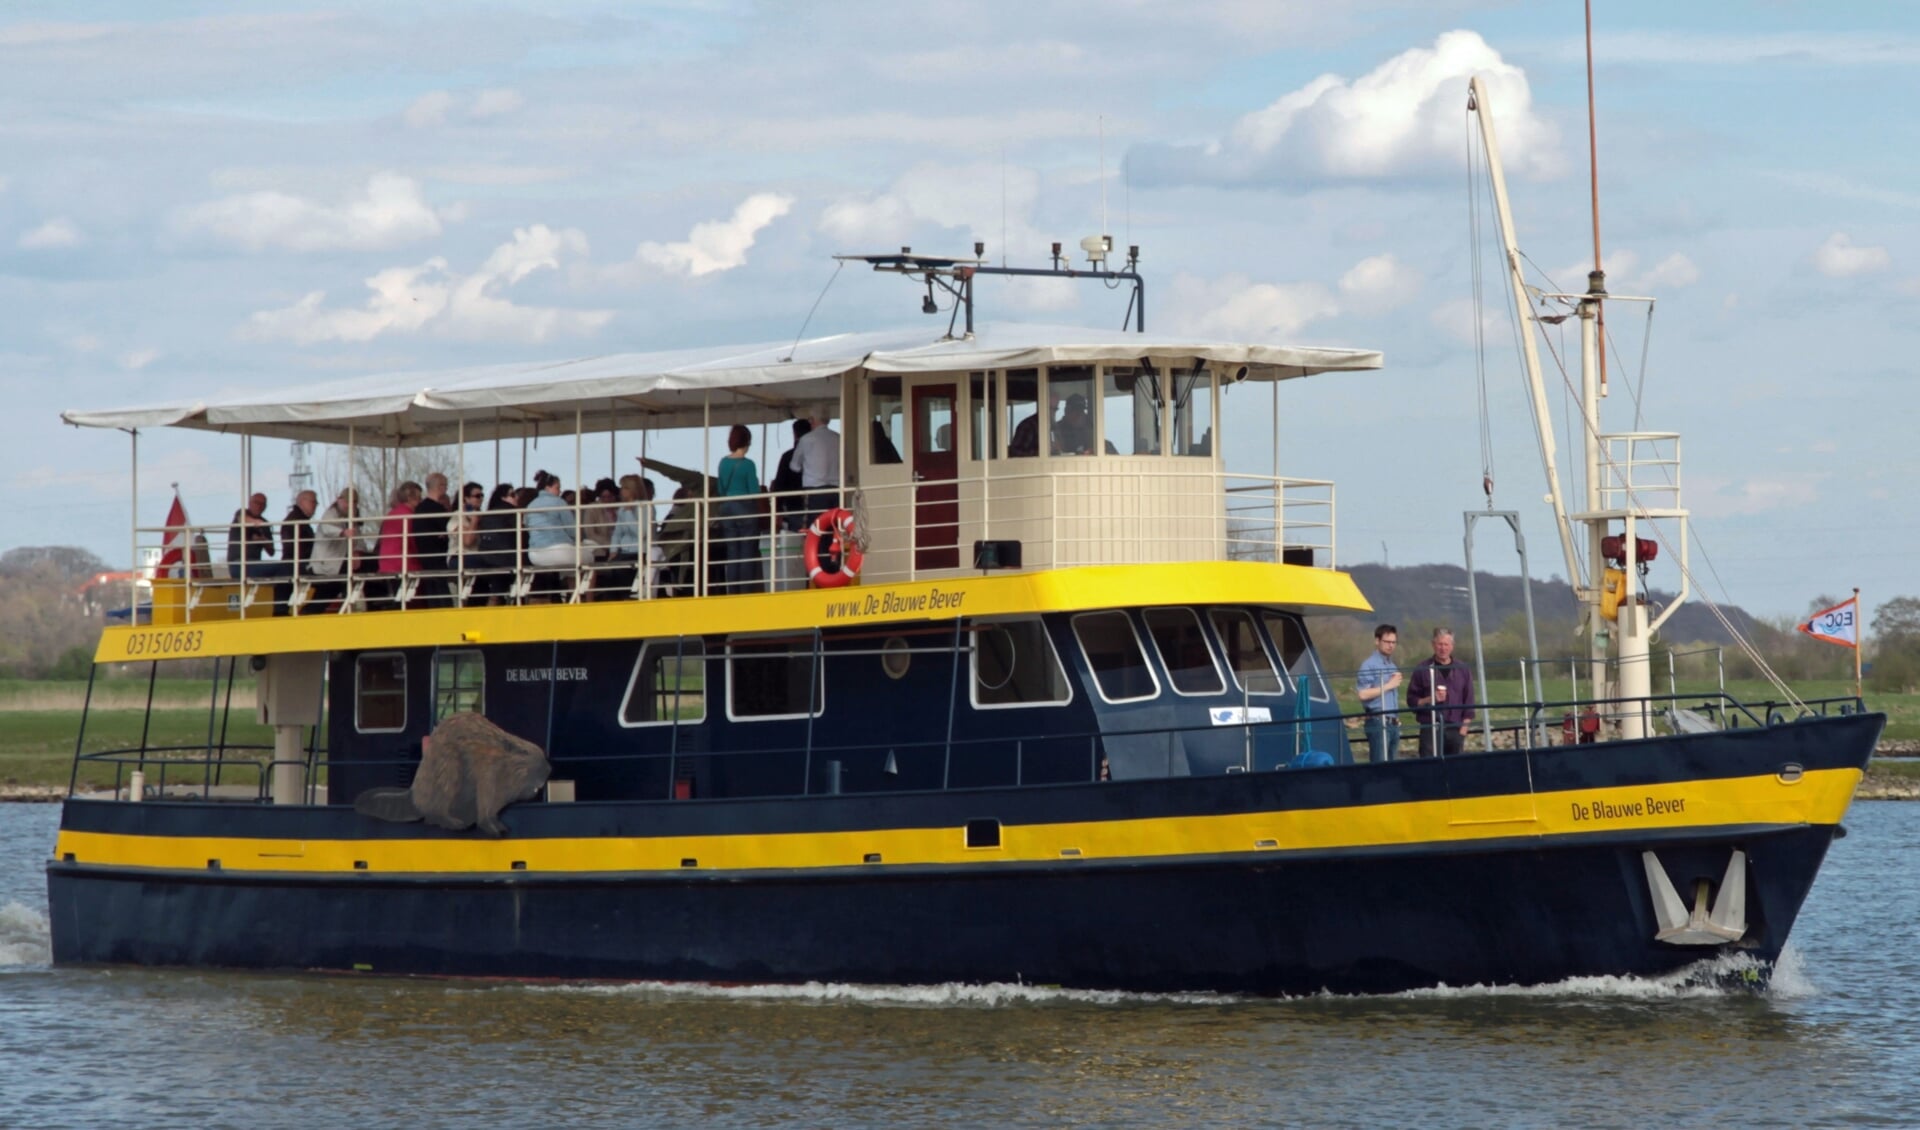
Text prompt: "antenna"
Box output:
[[1099, 115, 1108, 239], [1586, 0, 1608, 396]]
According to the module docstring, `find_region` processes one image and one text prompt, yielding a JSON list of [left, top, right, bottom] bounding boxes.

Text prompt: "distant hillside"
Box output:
[[1339, 562, 1763, 646]]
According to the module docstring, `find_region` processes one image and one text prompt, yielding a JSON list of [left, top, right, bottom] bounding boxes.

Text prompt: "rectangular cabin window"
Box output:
[[972, 618, 1072, 708], [1102, 367, 1161, 456], [1264, 612, 1332, 702], [727, 637, 824, 720], [1072, 612, 1160, 703], [1208, 609, 1285, 695], [1142, 607, 1225, 695], [432, 649, 484, 723], [1173, 369, 1215, 457], [1005, 368, 1040, 458], [355, 652, 407, 733], [916, 389, 955, 456], [619, 639, 707, 727], [870, 376, 905, 465], [1047, 365, 1096, 457], [969, 372, 997, 460]]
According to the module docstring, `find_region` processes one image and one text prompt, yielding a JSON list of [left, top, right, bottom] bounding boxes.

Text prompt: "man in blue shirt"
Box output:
[[1355, 623, 1403, 762]]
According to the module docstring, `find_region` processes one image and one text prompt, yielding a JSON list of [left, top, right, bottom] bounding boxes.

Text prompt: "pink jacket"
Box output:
[[376, 503, 415, 574]]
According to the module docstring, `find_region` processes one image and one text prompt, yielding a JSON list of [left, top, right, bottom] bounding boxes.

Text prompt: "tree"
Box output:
[[1872, 596, 1920, 646]]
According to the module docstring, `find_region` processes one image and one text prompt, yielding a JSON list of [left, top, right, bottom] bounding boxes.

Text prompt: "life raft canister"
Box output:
[[804, 508, 863, 589]]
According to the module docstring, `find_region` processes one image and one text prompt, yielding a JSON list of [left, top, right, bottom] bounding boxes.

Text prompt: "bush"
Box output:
[[1870, 644, 1920, 695]]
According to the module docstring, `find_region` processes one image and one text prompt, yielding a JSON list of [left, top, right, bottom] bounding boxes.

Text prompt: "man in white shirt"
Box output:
[[791, 413, 841, 516]]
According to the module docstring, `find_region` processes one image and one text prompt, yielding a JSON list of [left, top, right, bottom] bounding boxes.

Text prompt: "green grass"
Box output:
[[0, 677, 253, 713], [0, 709, 282, 791]]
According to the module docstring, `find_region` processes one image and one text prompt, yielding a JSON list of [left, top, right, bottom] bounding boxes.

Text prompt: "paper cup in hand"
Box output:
[[1434, 685, 1447, 703]]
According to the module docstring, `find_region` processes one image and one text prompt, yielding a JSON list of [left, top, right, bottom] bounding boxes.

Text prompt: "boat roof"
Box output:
[[61, 322, 1382, 445]]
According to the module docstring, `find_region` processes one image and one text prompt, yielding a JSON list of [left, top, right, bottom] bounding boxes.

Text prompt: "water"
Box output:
[[5, 803, 1920, 1129]]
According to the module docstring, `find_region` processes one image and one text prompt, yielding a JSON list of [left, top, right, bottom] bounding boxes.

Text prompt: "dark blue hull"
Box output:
[[46, 714, 1880, 995]]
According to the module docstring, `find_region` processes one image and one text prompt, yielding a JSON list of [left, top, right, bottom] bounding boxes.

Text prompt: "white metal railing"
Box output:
[[135, 469, 1340, 620], [1598, 432, 1682, 512]]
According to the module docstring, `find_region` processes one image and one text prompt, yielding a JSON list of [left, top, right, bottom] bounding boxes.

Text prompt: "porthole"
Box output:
[[881, 637, 911, 679]]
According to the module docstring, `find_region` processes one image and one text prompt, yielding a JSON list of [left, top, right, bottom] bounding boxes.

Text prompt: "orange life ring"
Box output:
[[804, 508, 863, 589]]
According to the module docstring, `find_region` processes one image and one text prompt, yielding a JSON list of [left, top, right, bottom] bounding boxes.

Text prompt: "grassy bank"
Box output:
[[1, 709, 280, 792], [0, 677, 255, 713]]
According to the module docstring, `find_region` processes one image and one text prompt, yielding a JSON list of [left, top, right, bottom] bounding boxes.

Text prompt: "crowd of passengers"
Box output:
[[195, 416, 844, 612]]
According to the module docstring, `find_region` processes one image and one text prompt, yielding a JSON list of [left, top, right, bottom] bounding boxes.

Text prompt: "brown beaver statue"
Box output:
[[352, 712, 550, 837]]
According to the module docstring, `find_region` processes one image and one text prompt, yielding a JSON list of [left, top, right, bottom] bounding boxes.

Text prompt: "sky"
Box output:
[[2, 1, 1913, 627]]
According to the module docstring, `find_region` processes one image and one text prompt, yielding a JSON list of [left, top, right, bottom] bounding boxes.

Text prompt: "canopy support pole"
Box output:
[[128, 428, 139, 620], [457, 416, 466, 602]]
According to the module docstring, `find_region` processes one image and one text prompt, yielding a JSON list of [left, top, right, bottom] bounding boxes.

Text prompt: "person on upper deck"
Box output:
[[598, 474, 652, 599], [1408, 627, 1474, 758], [526, 470, 591, 569], [226, 492, 278, 580], [411, 473, 453, 607], [715, 424, 763, 593], [1355, 623, 1403, 763], [791, 412, 840, 516], [639, 456, 720, 597], [374, 481, 421, 607], [471, 484, 519, 604], [1052, 393, 1095, 455], [272, 490, 318, 614], [771, 418, 812, 531]]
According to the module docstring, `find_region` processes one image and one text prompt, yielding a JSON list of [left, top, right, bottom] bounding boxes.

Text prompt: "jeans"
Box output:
[[1364, 713, 1400, 762], [1418, 723, 1466, 759], [717, 501, 763, 593]]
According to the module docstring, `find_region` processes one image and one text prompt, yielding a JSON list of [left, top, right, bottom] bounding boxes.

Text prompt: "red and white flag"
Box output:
[[155, 490, 190, 569], [1798, 596, 1859, 649]]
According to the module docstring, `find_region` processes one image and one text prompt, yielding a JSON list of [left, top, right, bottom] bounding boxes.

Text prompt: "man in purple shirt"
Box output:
[[1408, 627, 1474, 758]]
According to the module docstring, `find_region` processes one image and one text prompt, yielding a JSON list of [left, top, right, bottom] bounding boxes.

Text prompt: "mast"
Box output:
[[1466, 78, 1586, 598]]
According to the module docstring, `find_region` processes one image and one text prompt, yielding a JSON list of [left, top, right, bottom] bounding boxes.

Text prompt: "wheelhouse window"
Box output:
[[432, 649, 484, 723], [1072, 612, 1160, 702], [355, 652, 407, 733], [620, 639, 707, 727], [1102, 367, 1161, 456], [1264, 612, 1331, 702], [1208, 609, 1285, 694], [1047, 365, 1096, 456], [1005, 368, 1040, 458], [727, 637, 824, 720], [870, 376, 905, 465], [972, 618, 1071, 708], [1173, 368, 1214, 457], [969, 372, 997, 460], [1142, 607, 1225, 695]]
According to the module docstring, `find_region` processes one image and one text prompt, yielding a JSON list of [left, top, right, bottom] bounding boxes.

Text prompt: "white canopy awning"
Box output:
[[62, 323, 1383, 446]]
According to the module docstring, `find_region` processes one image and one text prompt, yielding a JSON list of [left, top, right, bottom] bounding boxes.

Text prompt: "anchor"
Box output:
[[1641, 849, 1747, 945]]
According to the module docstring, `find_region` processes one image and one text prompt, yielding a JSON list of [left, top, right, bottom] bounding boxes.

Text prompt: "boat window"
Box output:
[[916, 388, 955, 455], [1005, 368, 1040, 458], [1173, 368, 1214, 457], [1047, 365, 1096, 457], [1208, 609, 1285, 694], [972, 618, 1071, 708], [969, 372, 997, 460], [870, 376, 905, 465], [1102, 367, 1160, 456], [727, 637, 825, 720], [1264, 612, 1331, 702], [432, 649, 484, 723], [619, 639, 707, 727], [1072, 612, 1160, 702], [355, 652, 407, 733], [1142, 608, 1225, 695]]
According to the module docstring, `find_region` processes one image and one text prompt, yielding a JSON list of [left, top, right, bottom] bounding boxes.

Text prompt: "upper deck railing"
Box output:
[[137, 468, 1339, 621]]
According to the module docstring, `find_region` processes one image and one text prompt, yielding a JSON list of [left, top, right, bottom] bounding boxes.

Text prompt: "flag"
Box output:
[[156, 491, 190, 569], [1798, 596, 1859, 649]]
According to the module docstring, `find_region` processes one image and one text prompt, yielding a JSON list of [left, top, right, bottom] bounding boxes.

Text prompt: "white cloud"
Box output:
[[818, 162, 1050, 263], [405, 87, 524, 128], [1428, 295, 1502, 347], [403, 90, 457, 128], [1636, 252, 1700, 290], [176, 173, 450, 252], [1689, 473, 1824, 518], [1337, 253, 1422, 312], [1811, 232, 1890, 279], [469, 88, 524, 119], [18, 217, 81, 249], [1130, 30, 1560, 186], [637, 193, 793, 277], [120, 347, 160, 371], [244, 225, 611, 344], [1164, 272, 1338, 339]]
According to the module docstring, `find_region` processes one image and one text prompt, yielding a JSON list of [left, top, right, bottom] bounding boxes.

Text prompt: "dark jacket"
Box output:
[[411, 496, 451, 569], [1408, 658, 1475, 728], [279, 507, 315, 571]]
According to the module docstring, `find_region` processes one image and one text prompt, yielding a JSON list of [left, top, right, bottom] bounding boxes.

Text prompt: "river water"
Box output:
[[4, 802, 1919, 1129]]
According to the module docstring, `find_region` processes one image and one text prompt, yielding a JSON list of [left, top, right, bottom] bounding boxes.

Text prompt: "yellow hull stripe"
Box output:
[[99, 561, 1371, 662], [56, 768, 1859, 876]]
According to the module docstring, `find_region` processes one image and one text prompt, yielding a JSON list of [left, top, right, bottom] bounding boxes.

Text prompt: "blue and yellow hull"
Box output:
[[45, 713, 1878, 994]]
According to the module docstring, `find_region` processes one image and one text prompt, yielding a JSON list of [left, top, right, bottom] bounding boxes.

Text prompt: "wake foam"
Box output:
[[0, 902, 51, 967], [524, 979, 1240, 1008], [1391, 948, 1817, 1002]]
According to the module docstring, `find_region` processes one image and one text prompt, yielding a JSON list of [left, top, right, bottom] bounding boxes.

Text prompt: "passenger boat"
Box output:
[[44, 84, 1880, 995]]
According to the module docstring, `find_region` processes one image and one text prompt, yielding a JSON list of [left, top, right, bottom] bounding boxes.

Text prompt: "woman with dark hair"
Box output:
[[715, 423, 762, 593]]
